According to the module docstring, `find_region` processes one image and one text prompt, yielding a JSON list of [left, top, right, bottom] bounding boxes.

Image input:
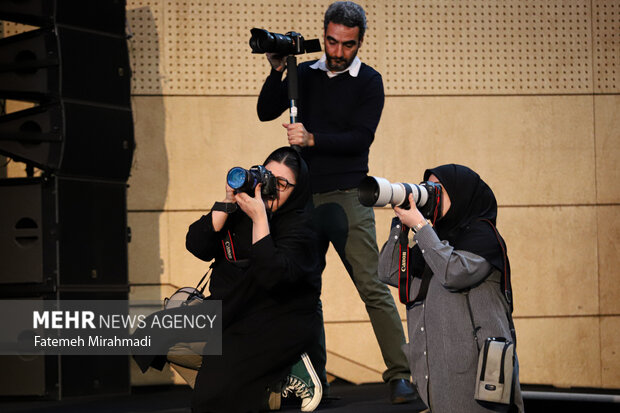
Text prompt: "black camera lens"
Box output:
[[249, 29, 273, 53], [249, 28, 296, 55], [227, 167, 254, 193], [249, 28, 320, 55], [227, 165, 278, 200]]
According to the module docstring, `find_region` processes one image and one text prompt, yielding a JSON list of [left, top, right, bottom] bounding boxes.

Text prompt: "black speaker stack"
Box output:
[[0, 0, 134, 399]]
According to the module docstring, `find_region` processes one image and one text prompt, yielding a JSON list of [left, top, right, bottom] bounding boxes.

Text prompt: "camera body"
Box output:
[[227, 165, 278, 200], [249, 28, 321, 55], [358, 176, 443, 220]]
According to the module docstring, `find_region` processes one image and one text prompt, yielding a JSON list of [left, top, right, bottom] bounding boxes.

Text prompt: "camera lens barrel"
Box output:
[[409, 183, 429, 207], [249, 28, 297, 55], [227, 165, 279, 200], [227, 167, 254, 192], [249, 28, 321, 55]]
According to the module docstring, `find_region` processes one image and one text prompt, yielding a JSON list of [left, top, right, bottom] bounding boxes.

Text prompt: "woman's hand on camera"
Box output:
[[236, 184, 267, 221], [224, 184, 236, 203], [394, 194, 426, 229], [236, 184, 270, 243]]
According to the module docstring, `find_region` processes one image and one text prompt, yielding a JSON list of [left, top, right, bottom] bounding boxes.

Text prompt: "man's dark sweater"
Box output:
[[257, 60, 385, 193]]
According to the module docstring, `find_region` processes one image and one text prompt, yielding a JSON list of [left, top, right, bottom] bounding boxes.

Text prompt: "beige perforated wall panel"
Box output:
[[126, 4, 165, 94], [2, 1, 617, 94], [377, 1, 593, 94], [594, 0, 619, 92], [125, 0, 620, 95], [0, 22, 33, 37], [127, 0, 328, 95]]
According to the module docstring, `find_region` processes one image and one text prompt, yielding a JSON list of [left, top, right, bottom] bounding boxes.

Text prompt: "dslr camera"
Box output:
[[249, 28, 321, 55], [358, 176, 443, 221], [227, 165, 278, 200]]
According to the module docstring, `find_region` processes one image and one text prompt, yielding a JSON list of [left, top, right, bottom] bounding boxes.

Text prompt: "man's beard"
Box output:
[[326, 53, 356, 72]]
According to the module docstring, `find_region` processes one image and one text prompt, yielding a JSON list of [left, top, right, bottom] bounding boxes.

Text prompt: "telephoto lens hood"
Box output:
[[358, 176, 428, 208], [358, 176, 442, 220]]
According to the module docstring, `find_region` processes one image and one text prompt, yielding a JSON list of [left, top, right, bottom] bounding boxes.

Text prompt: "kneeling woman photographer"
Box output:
[[378, 164, 524, 413], [135, 147, 322, 412]]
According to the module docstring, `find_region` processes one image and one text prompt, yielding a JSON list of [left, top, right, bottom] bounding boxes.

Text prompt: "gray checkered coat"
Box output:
[[379, 223, 524, 413]]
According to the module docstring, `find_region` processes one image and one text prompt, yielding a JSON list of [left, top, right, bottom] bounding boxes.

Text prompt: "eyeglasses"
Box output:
[[276, 177, 296, 191]]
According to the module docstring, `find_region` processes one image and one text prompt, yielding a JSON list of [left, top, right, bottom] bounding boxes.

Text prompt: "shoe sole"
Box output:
[[391, 395, 414, 404], [268, 391, 281, 410], [300, 352, 322, 412]]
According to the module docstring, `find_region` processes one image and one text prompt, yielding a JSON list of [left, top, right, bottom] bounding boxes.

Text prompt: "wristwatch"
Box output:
[[412, 219, 432, 234], [212, 202, 238, 214]]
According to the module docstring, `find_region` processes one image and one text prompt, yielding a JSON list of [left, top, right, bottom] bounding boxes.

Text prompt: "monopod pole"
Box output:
[[286, 55, 301, 152], [286, 55, 299, 124]]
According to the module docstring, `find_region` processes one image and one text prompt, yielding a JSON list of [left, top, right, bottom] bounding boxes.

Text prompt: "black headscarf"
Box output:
[[261, 147, 321, 293], [417, 164, 512, 307], [263, 146, 312, 218]]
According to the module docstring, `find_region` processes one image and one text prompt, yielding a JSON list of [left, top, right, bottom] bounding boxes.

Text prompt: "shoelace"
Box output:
[[282, 375, 312, 399]]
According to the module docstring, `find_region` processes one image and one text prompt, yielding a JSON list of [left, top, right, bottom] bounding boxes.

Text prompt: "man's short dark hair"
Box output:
[[324, 1, 367, 40]]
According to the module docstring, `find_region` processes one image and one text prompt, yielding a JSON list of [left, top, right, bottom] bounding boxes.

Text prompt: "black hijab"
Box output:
[[263, 146, 312, 218], [261, 147, 320, 292], [417, 164, 512, 307]]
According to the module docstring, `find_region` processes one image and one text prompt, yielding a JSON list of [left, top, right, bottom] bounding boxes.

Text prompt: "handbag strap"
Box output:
[[479, 218, 513, 313], [464, 290, 482, 352], [478, 218, 517, 347], [195, 261, 215, 295]]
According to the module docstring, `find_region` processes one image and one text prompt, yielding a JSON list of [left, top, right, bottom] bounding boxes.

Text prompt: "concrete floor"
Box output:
[[1, 381, 619, 413]]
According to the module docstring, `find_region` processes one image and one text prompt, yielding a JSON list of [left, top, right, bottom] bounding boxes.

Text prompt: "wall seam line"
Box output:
[[590, 0, 604, 389]]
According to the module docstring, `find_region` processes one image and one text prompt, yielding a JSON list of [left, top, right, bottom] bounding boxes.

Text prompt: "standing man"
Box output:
[[257, 1, 419, 404]]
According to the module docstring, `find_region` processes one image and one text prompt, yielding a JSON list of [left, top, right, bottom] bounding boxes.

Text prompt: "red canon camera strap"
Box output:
[[397, 219, 437, 306], [397, 226, 411, 305], [431, 187, 442, 223], [221, 230, 237, 261], [397, 186, 442, 306]]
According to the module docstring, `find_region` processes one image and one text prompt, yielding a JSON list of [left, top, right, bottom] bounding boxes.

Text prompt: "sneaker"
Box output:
[[282, 353, 322, 412]]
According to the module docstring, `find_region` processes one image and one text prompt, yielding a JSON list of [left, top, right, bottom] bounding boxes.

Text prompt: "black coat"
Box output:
[[186, 210, 321, 412], [137, 148, 322, 413]]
